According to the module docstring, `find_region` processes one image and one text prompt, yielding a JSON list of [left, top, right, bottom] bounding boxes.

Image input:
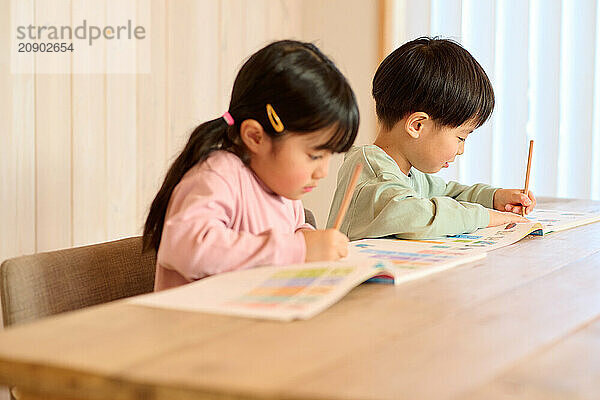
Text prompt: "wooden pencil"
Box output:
[[522, 140, 534, 217], [333, 164, 363, 230]]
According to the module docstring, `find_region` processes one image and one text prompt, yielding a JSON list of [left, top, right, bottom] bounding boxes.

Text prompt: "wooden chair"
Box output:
[[304, 208, 317, 229], [0, 236, 156, 400], [0, 236, 156, 328]]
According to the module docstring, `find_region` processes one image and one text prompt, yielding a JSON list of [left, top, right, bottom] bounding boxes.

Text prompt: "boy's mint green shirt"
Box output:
[[327, 145, 497, 240]]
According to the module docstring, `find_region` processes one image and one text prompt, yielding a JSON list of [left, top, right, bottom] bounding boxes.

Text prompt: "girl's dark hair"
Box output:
[[372, 36, 494, 131], [143, 40, 359, 252]]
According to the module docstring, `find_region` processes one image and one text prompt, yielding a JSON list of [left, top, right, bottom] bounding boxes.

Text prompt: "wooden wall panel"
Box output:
[[2, 0, 36, 262], [12, 71, 36, 256], [136, 0, 167, 234], [72, 0, 107, 246], [244, 0, 269, 53], [0, 0, 16, 264], [219, 0, 247, 112], [268, 0, 303, 40], [106, 0, 138, 239], [107, 81, 138, 238], [34, 0, 72, 251], [167, 0, 220, 163]]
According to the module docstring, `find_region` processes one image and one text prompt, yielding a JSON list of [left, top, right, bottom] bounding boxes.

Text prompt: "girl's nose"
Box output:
[[313, 160, 328, 179]]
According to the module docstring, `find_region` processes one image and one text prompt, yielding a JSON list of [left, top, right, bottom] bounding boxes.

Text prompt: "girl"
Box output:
[[144, 40, 359, 291]]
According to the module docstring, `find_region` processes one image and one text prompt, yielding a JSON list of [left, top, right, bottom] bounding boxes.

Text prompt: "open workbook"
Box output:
[[398, 208, 600, 253], [130, 240, 485, 321], [526, 208, 600, 234]]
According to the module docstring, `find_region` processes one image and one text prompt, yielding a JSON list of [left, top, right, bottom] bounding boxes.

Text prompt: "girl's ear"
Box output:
[[240, 120, 270, 154], [405, 112, 430, 139]]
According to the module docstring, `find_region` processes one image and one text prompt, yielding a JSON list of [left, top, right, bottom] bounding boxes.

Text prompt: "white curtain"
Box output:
[[387, 0, 600, 200]]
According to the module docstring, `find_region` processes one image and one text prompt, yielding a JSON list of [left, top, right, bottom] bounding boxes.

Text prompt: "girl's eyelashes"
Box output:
[[308, 148, 332, 161]]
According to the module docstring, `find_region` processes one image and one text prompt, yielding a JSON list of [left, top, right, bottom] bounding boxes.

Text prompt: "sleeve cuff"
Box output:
[[458, 201, 491, 232], [274, 231, 307, 265], [478, 186, 499, 209], [475, 204, 490, 229]]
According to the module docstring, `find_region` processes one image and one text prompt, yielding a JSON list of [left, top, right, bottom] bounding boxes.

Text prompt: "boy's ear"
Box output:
[[240, 120, 269, 154], [405, 112, 430, 139]]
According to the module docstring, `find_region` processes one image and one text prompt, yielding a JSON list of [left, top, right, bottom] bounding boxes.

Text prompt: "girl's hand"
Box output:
[[493, 189, 537, 215], [301, 229, 349, 262], [487, 209, 529, 227]]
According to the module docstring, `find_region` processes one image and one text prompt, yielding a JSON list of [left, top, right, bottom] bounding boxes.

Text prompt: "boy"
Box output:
[[327, 37, 535, 240]]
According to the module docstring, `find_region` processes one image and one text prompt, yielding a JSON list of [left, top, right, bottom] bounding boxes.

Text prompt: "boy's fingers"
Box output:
[[527, 190, 537, 207], [510, 192, 521, 202], [519, 193, 532, 206], [510, 211, 528, 222]]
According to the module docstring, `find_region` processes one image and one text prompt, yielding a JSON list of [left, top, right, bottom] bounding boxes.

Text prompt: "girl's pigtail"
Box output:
[[143, 117, 230, 252]]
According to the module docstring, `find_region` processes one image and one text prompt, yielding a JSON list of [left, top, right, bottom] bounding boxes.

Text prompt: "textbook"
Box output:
[[130, 241, 485, 321], [398, 208, 600, 253], [526, 208, 600, 234]]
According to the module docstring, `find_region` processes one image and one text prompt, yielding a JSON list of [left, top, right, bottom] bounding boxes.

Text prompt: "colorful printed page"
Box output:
[[347, 239, 486, 284], [397, 222, 543, 253], [130, 262, 383, 321], [526, 209, 600, 235], [393, 208, 600, 253]]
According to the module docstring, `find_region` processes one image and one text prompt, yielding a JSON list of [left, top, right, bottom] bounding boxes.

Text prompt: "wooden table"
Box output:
[[1, 198, 599, 400]]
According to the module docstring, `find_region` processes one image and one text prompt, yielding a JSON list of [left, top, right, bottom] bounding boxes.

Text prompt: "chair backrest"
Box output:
[[304, 208, 317, 229], [0, 236, 156, 327]]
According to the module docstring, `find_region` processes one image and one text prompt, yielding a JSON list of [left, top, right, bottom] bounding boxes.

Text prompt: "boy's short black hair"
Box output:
[[372, 37, 494, 131]]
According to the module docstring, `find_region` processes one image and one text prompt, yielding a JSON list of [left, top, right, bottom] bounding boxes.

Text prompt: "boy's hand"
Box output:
[[301, 229, 349, 262], [488, 209, 529, 227], [493, 189, 537, 215]]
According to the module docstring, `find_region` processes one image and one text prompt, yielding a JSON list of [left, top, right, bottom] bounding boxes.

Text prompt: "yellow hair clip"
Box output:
[[266, 103, 285, 133]]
